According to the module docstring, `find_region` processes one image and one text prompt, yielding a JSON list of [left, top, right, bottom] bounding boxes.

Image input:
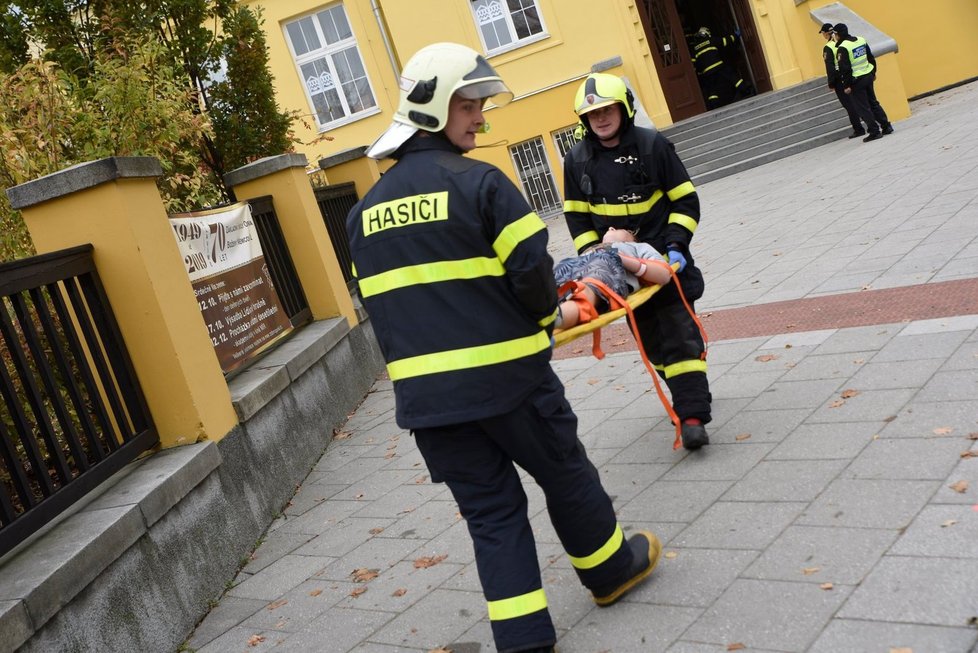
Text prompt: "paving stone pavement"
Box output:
[[185, 82, 978, 652]]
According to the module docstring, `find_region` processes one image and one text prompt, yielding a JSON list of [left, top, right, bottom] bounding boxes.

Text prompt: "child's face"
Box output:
[[603, 227, 636, 243]]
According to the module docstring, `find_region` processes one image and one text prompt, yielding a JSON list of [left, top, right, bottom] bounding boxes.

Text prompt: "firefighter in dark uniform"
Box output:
[[563, 72, 712, 451], [819, 22, 866, 139], [833, 22, 893, 142], [689, 26, 754, 109], [347, 43, 661, 653]]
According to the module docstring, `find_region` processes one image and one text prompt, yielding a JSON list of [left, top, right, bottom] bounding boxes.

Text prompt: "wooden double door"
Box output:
[[637, 0, 772, 122]]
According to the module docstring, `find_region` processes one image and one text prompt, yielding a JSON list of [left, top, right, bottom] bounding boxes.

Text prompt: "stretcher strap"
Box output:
[[576, 275, 684, 450]]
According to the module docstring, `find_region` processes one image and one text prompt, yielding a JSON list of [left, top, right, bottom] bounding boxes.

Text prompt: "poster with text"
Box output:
[[169, 202, 293, 374]]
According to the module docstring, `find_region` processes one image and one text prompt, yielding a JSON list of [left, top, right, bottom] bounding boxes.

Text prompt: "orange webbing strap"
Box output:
[[578, 276, 684, 450], [665, 263, 710, 360]]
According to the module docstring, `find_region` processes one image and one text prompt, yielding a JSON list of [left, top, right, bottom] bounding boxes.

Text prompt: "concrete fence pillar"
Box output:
[[6, 157, 238, 448], [225, 153, 356, 328], [317, 145, 389, 197]]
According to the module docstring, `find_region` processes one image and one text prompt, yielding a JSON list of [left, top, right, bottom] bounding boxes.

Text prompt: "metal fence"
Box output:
[[0, 245, 158, 557], [314, 183, 359, 291], [248, 196, 312, 328]]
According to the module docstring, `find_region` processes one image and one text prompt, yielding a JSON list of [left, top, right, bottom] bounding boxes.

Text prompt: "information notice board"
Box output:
[[169, 202, 293, 374]]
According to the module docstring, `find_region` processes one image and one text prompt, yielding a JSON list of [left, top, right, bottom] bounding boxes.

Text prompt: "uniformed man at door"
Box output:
[[347, 43, 661, 653], [689, 26, 755, 109]]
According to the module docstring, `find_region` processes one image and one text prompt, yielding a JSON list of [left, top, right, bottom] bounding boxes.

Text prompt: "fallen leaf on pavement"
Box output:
[[333, 430, 352, 440], [961, 451, 978, 459], [819, 582, 834, 590], [949, 480, 969, 494], [351, 568, 379, 583], [392, 588, 407, 597], [829, 399, 846, 408], [588, 378, 600, 385], [428, 648, 452, 653], [414, 475, 428, 484], [969, 432, 978, 440], [735, 433, 752, 441], [727, 643, 746, 651], [384, 451, 396, 459], [840, 389, 860, 399], [889, 648, 913, 653], [266, 599, 287, 611], [802, 567, 820, 575], [941, 519, 958, 528], [349, 586, 367, 598], [248, 634, 266, 647], [308, 589, 323, 597], [369, 527, 385, 535], [933, 427, 953, 435], [414, 554, 448, 569], [755, 354, 778, 362], [664, 551, 678, 559]]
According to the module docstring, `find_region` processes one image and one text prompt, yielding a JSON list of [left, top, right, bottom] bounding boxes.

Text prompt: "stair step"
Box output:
[[658, 78, 850, 184]]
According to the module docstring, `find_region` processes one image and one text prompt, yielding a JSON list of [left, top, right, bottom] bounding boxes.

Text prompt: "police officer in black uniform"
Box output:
[[563, 73, 712, 451], [834, 23, 893, 142], [347, 43, 661, 653], [819, 22, 866, 138]]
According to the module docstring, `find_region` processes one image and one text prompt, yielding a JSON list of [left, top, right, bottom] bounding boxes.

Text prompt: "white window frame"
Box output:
[[283, 3, 379, 132], [469, 0, 548, 56]]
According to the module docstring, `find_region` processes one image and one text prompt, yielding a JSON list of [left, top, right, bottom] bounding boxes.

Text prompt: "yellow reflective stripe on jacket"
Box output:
[[494, 212, 546, 264], [569, 524, 624, 570], [702, 61, 723, 73], [538, 309, 557, 329], [358, 257, 504, 298], [667, 181, 696, 201], [654, 359, 708, 379], [387, 331, 551, 381], [487, 588, 548, 621], [564, 199, 590, 213], [587, 190, 664, 217], [668, 213, 698, 233], [574, 230, 600, 251]]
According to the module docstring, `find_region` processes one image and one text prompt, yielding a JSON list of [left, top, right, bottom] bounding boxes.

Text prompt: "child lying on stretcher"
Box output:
[[553, 227, 673, 329]]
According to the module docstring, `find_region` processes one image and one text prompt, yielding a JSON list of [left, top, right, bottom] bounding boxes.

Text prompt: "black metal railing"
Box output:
[[314, 182, 359, 292], [248, 196, 312, 328], [0, 245, 158, 557]]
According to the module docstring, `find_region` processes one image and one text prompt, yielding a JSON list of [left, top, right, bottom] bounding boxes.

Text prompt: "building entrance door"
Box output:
[[638, 0, 773, 122], [638, 0, 704, 122]]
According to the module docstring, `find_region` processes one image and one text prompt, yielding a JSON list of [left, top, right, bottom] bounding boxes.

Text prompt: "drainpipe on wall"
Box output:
[[371, 0, 400, 80]]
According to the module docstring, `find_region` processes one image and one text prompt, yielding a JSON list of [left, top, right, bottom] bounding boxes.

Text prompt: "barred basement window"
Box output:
[[284, 3, 377, 129], [510, 136, 562, 218], [552, 124, 581, 160]]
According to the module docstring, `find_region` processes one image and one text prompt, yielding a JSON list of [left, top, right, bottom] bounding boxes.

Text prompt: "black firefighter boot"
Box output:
[[681, 417, 710, 450], [591, 530, 662, 606]]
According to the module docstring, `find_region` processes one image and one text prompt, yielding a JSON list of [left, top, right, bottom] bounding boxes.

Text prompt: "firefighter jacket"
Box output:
[[346, 135, 558, 429], [690, 33, 738, 76], [836, 36, 877, 88], [562, 125, 701, 258], [822, 40, 841, 87]]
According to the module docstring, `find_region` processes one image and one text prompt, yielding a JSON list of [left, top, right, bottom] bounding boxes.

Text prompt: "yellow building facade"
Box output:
[[244, 0, 978, 217]]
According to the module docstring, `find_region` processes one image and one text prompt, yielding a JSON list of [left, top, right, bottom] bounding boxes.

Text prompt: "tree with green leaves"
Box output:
[[0, 0, 298, 260]]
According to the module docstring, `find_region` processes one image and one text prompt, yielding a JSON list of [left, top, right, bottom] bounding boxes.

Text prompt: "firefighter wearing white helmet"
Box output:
[[563, 72, 714, 452], [366, 42, 513, 158], [348, 45, 660, 653]]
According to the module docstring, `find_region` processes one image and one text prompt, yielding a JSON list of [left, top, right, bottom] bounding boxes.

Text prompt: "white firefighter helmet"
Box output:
[[366, 42, 513, 159]]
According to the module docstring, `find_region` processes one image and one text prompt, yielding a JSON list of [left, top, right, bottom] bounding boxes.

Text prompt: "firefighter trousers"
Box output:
[[635, 264, 712, 423], [414, 367, 636, 652]]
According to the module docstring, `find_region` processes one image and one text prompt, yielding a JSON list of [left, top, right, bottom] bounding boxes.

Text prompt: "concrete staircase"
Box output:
[[661, 78, 852, 184]]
